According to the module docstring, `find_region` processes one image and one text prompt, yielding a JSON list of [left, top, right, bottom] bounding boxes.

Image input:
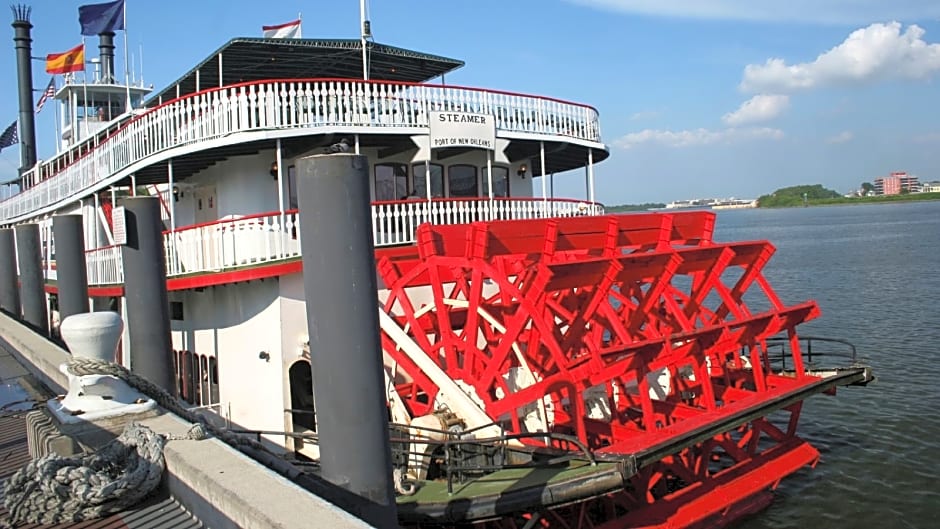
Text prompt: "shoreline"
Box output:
[[607, 194, 940, 213]]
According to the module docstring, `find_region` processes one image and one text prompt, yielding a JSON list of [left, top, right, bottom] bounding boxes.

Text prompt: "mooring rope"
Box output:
[[64, 357, 418, 496], [1, 356, 416, 526], [1, 422, 164, 526], [0, 357, 256, 527]]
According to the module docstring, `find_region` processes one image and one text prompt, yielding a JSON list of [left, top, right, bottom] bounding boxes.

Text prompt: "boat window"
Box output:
[[193, 354, 204, 406], [287, 165, 297, 210], [180, 350, 195, 404], [374, 163, 409, 201], [482, 166, 510, 197], [209, 356, 220, 406], [171, 349, 179, 396], [448, 164, 478, 197], [412, 163, 444, 199], [174, 350, 220, 408]]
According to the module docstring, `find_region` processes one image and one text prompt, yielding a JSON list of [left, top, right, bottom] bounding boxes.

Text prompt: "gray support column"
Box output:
[[120, 197, 174, 392], [52, 215, 89, 322], [15, 224, 47, 333], [0, 229, 20, 316], [296, 153, 397, 528]]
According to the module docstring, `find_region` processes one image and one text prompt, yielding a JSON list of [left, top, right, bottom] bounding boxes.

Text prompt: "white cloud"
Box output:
[[741, 22, 940, 93], [826, 131, 855, 144], [567, 1, 940, 24], [614, 127, 784, 149], [722, 95, 790, 126]]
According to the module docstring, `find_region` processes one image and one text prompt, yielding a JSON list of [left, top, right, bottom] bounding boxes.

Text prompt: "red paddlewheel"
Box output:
[[380, 212, 842, 529], [377, 212, 821, 453]]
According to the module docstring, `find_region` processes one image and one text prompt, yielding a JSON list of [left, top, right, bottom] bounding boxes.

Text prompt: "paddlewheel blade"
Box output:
[[378, 211, 828, 528]]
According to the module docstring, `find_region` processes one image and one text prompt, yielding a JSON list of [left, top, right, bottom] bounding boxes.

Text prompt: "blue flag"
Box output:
[[79, 0, 125, 36], [0, 121, 17, 152]]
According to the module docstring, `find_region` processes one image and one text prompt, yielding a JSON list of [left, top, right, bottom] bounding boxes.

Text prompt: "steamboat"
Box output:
[[0, 3, 872, 528]]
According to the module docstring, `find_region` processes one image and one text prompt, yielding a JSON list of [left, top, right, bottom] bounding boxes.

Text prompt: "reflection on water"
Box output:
[[0, 382, 32, 411], [712, 201, 940, 529]]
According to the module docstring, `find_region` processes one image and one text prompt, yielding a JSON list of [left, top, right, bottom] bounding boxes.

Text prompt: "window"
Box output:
[[179, 350, 194, 403], [287, 165, 297, 210], [482, 166, 510, 197], [200, 355, 210, 406], [170, 301, 184, 321], [175, 350, 220, 408], [209, 357, 219, 405], [448, 165, 478, 197], [412, 163, 444, 198], [374, 163, 409, 200]]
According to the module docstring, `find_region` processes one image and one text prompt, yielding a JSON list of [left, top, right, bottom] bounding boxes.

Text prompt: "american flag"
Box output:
[[0, 121, 17, 152], [36, 77, 55, 113]]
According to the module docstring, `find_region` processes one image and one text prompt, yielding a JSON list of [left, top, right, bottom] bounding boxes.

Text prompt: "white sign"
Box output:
[[112, 206, 127, 245], [429, 112, 496, 151]]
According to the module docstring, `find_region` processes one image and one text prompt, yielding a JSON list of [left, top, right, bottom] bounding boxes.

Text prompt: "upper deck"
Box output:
[[1, 38, 606, 223], [3, 78, 604, 222]]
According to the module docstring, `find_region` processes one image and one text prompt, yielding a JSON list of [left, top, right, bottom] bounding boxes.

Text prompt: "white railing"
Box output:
[[371, 197, 605, 246], [2, 79, 602, 221], [165, 211, 301, 277], [86, 245, 124, 285], [85, 198, 604, 285]]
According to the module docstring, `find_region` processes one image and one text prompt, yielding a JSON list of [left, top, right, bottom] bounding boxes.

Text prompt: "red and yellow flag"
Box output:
[[45, 44, 85, 74]]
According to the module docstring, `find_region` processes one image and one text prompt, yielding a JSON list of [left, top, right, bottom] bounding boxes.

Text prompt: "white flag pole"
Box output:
[[82, 37, 89, 139], [360, 0, 368, 80], [123, 0, 131, 110], [53, 78, 61, 155]]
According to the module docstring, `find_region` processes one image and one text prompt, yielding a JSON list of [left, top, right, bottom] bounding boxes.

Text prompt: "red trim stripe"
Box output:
[[166, 260, 302, 291], [43, 260, 304, 298]]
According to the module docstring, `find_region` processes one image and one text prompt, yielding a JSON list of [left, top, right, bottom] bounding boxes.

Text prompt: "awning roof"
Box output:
[[146, 38, 464, 107]]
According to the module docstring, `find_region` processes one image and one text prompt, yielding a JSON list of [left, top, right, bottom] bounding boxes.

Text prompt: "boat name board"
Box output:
[[429, 112, 496, 151], [112, 206, 127, 245]]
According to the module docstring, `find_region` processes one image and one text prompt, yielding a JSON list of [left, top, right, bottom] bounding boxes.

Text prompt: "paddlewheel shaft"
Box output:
[[378, 212, 832, 528]]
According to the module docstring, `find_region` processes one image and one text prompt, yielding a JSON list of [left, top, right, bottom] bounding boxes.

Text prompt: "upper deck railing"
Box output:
[[2, 79, 602, 221], [63, 197, 604, 287], [167, 197, 604, 279]]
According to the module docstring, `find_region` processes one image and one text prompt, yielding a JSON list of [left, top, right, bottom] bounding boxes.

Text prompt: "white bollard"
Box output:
[[50, 311, 157, 424], [59, 311, 123, 362]]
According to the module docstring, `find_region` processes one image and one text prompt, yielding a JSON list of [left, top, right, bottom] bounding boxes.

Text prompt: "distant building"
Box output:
[[923, 181, 940, 193], [873, 172, 919, 195]]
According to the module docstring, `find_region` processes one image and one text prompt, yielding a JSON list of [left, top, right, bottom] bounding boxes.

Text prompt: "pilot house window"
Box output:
[[374, 163, 409, 201], [483, 166, 510, 197], [413, 163, 444, 199], [448, 165, 478, 197]]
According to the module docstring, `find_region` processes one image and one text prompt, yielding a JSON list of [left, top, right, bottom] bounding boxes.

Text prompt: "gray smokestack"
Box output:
[[98, 31, 115, 83], [11, 5, 37, 173]]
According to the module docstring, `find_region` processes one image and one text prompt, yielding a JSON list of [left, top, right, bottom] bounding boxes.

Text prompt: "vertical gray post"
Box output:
[[120, 197, 174, 392], [296, 153, 397, 528], [52, 215, 89, 322], [15, 224, 47, 333], [0, 228, 20, 316]]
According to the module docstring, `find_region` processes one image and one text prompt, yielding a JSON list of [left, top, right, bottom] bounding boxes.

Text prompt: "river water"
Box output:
[[710, 201, 940, 529]]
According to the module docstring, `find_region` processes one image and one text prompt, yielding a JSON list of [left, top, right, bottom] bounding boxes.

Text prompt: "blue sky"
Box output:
[[1, 0, 939, 204]]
